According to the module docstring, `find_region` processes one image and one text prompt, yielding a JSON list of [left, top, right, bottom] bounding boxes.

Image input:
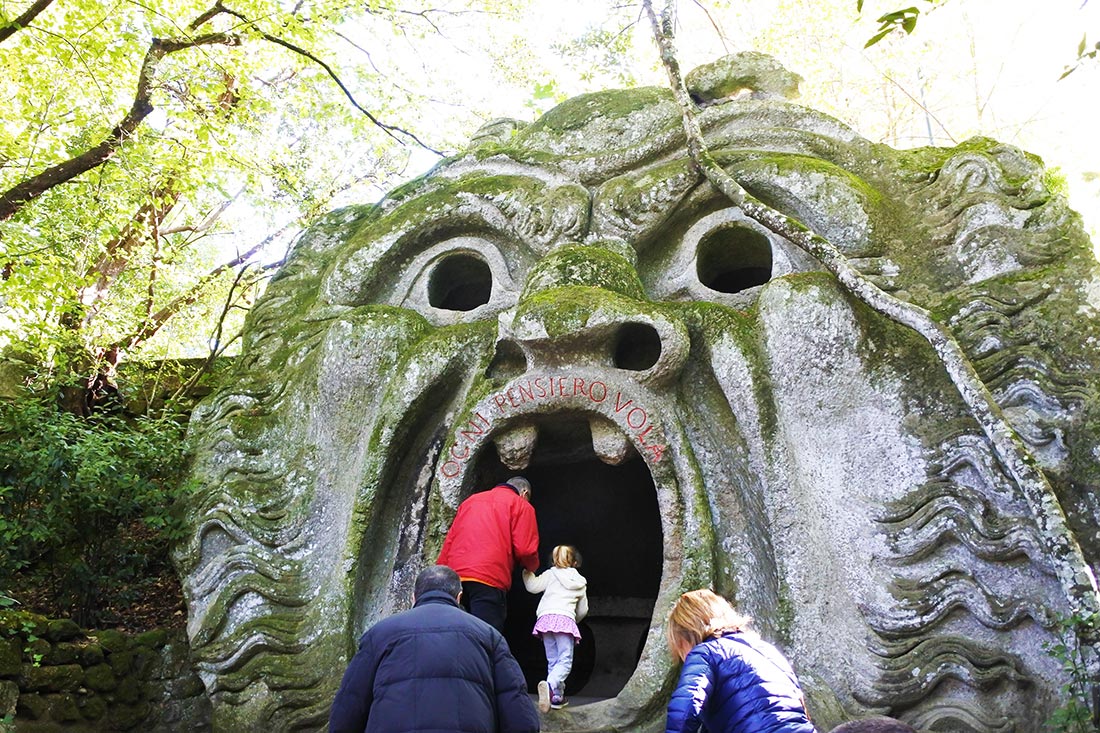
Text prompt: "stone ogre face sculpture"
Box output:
[[176, 54, 1100, 732]]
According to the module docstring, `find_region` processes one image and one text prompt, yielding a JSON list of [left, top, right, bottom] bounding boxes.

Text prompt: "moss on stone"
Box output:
[[895, 136, 1046, 188], [685, 52, 803, 102], [15, 692, 48, 720], [43, 620, 80, 644], [47, 692, 82, 722], [0, 639, 21, 676], [106, 700, 150, 730], [21, 663, 83, 692], [41, 643, 78, 666], [112, 676, 143, 704], [83, 663, 118, 693], [107, 650, 134, 677], [514, 286, 656, 339], [352, 174, 548, 248], [90, 629, 128, 654], [774, 578, 795, 647], [730, 152, 889, 212], [519, 87, 673, 136], [1041, 166, 1069, 198], [172, 672, 205, 700], [134, 629, 168, 650], [522, 245, 645, 300], [0, 611, 47, 641], [77, 693, 107, 721], [0, 679, 16, 716]]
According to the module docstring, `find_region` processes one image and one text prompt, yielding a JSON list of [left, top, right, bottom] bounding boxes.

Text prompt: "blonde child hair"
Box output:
[[666, 589, 753, 658], [552, 545, 581, 569]]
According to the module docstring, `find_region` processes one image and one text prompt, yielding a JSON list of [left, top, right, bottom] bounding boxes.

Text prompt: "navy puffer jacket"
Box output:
[[329, 590, 539, 733], [665, 631, 817, 733]]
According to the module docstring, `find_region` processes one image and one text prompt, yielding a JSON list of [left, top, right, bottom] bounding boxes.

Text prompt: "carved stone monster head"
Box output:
[[176, 55, 1100, 732]]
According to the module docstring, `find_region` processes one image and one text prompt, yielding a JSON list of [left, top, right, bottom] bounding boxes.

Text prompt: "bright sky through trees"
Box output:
[[400, 0, 1099, 249]]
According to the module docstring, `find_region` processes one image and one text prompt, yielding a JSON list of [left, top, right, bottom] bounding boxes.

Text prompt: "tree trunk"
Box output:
[[0, 0, 54, 44], [0, 32, 238, 223]]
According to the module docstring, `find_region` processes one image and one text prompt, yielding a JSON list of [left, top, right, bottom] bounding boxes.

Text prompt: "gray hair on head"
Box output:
[[414, 565, 462, 601], [506, 476, 531, 495]]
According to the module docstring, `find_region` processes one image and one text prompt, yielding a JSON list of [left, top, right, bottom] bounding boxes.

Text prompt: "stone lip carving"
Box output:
[[175, 53, 1100, 732]]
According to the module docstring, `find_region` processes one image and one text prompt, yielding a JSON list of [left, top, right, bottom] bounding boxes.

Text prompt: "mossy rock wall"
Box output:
[[175, 53, 1100, 732], [0, 612, 208, 732]]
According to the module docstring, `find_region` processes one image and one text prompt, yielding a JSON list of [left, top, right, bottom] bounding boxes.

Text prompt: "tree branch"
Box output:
[[77, 185, 182, 324], [158, 194, 236, 236], [215, 2, 443, 154], [143, 220, 163, 324], [114, 236, 266, 353], [167, 266, 253, 407], [109, 170, 354, 354], [110, 207, 303, 353], [0, 0, 54, 44], [644, 0, 1100, 673], [0, 31, 240, 223]]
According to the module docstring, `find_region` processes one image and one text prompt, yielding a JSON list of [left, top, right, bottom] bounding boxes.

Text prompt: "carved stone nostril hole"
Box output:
[[487, 339, 527, 381], [428, 253, 492, 311], [613, 323, 662, 371], [697, 225, 772, 293]]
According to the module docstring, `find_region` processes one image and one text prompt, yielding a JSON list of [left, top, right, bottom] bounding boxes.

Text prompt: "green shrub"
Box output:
[[0, 397, 190, 626], [1044, 610, 1100, 733]]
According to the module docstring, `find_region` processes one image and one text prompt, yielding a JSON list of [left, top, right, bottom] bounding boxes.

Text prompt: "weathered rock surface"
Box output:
[[176, 53, 1100, 732], [0, 612, 210, 732]]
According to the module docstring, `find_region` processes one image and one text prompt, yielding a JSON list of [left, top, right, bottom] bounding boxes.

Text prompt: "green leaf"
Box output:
[[865, 29, 893, 48]]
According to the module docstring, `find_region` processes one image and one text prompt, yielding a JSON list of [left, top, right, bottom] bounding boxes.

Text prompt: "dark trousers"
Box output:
[[460, 580, 507, 632]]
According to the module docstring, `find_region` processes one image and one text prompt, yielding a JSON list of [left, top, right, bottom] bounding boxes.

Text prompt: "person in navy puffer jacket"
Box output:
[[665, 589, 817, 733], [329, 565, 539, 733]]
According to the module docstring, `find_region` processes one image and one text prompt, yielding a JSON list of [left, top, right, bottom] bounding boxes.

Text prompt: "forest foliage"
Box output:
[[0, 394, 189, 626], [0, 0, 1096, 626], [0, 0, 546, 623]]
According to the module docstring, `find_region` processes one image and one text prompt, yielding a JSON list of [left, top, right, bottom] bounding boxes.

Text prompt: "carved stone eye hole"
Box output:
[[613, 322, 662, 371], [428, 253, 493, 311], [696, 225, 773, 293]]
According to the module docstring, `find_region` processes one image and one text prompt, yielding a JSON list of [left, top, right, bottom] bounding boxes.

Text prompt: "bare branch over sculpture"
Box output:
[[213, 1, 444, 154]]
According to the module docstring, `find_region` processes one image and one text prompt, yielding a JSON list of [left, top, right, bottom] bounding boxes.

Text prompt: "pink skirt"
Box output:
[[532, 613, 581, 641]]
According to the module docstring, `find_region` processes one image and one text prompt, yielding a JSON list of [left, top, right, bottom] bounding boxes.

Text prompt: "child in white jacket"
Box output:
[[523, 544, 589, 713]]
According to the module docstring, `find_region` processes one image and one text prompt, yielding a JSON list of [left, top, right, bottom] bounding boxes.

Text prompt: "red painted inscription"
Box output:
[[440, 375, 666, 478]]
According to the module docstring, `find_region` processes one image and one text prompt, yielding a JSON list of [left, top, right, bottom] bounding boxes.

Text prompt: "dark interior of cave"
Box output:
[[469, 417, 664, 699]]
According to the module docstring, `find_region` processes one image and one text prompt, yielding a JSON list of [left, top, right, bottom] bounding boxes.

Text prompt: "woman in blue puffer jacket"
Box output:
[[665, 589, 818, 733]]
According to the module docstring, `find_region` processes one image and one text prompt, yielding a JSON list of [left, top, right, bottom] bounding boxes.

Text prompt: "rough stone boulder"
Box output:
[[175, 53, 1100, 732]]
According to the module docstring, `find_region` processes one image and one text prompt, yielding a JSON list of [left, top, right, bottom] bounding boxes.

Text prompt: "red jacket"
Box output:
[[437, 484, 539, 591]]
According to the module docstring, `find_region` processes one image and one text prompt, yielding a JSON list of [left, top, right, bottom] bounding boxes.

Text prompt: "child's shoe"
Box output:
[[550, 696, 568, 710], [537, 681, 551, 713]]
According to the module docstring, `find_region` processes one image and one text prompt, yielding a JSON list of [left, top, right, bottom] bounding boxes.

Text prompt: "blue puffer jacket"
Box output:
[[329, 590, 539, 733], [665, 631, 817, 733]]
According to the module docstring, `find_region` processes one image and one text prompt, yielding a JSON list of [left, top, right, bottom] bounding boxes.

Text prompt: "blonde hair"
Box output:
[[552, 545, 581, 569], [666, 589, 752, 655]]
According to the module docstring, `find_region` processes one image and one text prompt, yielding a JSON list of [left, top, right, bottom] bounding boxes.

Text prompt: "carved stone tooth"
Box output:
[[493, 423, 538, 471], [590, 416, 636, 465]]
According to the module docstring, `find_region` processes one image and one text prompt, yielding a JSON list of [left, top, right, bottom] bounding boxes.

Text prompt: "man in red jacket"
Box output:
[[437, 476, 540, 631]]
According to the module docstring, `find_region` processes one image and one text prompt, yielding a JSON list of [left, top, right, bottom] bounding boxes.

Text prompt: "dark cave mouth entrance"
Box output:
[[468, 416, 664, 700]]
